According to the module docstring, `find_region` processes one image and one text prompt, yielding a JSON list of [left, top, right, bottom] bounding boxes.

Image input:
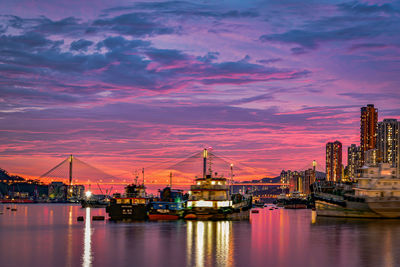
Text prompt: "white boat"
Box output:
[[315, 163, 400, 218]]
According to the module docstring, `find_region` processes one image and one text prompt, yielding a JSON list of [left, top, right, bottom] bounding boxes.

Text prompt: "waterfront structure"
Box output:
[[48, 182, 67, 200], [360, 104, 378, 165], [377, 119, 400, 174], [48, 182, 85, 201], [326, 141, 342, 182], [347, 144, 362, 179]]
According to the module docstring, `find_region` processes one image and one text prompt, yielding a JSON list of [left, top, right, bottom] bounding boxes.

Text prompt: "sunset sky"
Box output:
[[1, 0, 399, 183]]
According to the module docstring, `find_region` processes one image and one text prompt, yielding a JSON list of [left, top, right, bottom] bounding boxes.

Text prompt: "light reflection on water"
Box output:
[[186, 221, 233, 267], [1, 205, 400, 267], [83, 207, 92, 267]]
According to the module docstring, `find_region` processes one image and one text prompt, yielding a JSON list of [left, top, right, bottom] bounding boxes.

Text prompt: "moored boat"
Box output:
[[184, 149, 252, 220], [314, 163, 400, 218], [149, 186, 186, 220], [106, 183, 151, 221]]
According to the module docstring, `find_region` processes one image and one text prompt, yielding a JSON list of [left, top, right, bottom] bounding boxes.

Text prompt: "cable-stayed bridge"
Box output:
[[40, 155, 118, 186], [38, 151, 322, 190]]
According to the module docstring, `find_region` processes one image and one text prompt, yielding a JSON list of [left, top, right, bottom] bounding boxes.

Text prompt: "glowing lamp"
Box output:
[[85, 191, 92, 198], [217, 201, 232, 207], [195, 200, 213, 207]]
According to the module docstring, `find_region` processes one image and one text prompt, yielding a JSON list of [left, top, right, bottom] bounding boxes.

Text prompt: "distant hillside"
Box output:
[[240, 176, 280, 184], [240, 171, 326, 184], [0, 168, 25, 182]]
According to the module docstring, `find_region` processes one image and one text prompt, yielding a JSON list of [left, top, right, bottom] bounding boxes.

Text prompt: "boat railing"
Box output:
[[189, 196, 229, 201], [190, 185, 228, 190]]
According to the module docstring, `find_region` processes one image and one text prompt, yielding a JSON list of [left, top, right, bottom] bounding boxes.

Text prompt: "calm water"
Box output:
[[1, 204, 400, 267]]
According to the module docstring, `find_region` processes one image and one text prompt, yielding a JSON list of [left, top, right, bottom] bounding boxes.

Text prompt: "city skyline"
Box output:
[[1, 0, 400, 182]]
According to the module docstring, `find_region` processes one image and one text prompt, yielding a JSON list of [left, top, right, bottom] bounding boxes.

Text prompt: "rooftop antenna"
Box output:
[[169, 171, 172, 188]]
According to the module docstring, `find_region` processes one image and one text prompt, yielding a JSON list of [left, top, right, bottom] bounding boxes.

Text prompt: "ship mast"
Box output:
[[142, 168, 145, 186], [230, 163, 234, 195], [203, 148, 207, 178]]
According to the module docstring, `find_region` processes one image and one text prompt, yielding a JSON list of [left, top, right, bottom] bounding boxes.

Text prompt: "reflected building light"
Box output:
[[49, 209, 54, 225], [187, 221, 193, 266], [383, 229, 394, 267], [82, 207, 92, 267], [311, 210, 317, 224], [216, 221, 231, 267], [68, 206, 73, 226], [187, 221, 233, 267], [207, 222, 212, 264], [196, 222, 205, 267], [67, 206, 73, 267]]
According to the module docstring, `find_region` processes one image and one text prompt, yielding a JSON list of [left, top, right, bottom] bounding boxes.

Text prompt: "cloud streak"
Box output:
[[0, 0, 399, 181]]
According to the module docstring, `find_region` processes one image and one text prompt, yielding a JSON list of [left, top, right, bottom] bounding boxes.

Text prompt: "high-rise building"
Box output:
[[347, 144, 361, 179], [365, 149, 378, 166], [280, 170, 291, 190], [289, 171, 303, 193], [360, 104, 378, 165], [377, 119, 400, 172], [304, 168, 316, 194], [326, 141, 342, 182]]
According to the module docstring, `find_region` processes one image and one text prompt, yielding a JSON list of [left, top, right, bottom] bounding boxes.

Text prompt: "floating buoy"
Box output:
[[6, 207, 10, 210], [251, 210, 259, 214], [77, 216, 84, 221], [184, 214, 197, 220], [11, 208, 17, 211], [92, 216, 105, 221]]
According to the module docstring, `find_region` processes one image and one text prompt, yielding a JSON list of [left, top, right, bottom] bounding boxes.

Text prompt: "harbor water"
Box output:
[[1, 204, 400, 267]]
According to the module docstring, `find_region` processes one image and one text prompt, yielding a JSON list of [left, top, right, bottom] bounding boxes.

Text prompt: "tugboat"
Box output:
[[314, 163, 400, 218], [184, 149, 252, 220], [106, 169, 151, 220], [148, 172, 187, 220]]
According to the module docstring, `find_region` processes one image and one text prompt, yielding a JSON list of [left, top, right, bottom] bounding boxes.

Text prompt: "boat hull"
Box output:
[[315, 199, 400, 218], [106, 204, 148, 221], [148, 214, 179, 220], [184, 207, 250, 221], [366, 199, 400, 218], [284, 203, 307, 209]]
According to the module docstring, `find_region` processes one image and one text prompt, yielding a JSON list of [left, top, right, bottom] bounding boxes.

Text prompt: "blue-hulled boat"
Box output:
[[149, 187, 186, 220]]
